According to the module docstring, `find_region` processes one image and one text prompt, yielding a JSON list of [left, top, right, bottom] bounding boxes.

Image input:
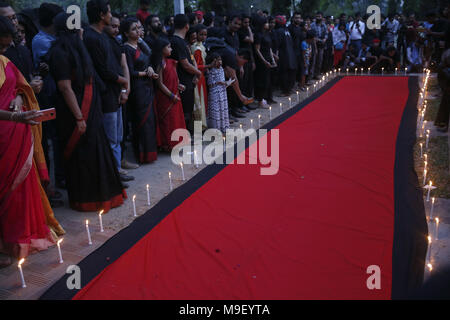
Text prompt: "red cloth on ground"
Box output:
[[74, 77, 410, 299]]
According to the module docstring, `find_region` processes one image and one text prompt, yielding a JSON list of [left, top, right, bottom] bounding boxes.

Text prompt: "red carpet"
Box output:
[[67, 76, 416, 299]]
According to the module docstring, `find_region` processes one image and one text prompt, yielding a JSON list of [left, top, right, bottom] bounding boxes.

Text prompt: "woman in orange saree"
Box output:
[[0, 17, 56, 261]]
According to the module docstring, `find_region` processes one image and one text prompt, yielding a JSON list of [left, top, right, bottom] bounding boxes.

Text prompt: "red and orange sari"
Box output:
[[0, 55, 59, 258]]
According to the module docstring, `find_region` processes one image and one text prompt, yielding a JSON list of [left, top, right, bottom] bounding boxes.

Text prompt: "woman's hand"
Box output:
[[12, 110, 40, 125], [178, 84, 186, 92], [9, 95, 24, 111], [76, 120, 87, 135]]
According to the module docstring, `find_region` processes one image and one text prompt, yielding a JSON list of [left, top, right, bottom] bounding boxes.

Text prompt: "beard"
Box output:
[[152, 25, 163, 34]]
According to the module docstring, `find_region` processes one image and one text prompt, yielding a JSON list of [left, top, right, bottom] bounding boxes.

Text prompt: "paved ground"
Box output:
[[0, 73, 448, 299]]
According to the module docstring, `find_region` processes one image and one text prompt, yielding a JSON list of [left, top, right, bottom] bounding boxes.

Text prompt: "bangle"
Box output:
[[121, 89, 127, 93]]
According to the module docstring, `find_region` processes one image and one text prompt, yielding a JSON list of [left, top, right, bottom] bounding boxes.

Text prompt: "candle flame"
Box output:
[[57, 238, 63, 245], [180, 162, 183, 168], [18, 258, 25, 266], [169, 171, 171, 177], [435, 217, 439, 225], [427, 263, 432, 271], [432, 197, 435, 203], [428, 235, 431, 243], [86, 219, 89, 225], [99, 209, 104, 216], [146, 184, 149, 190]]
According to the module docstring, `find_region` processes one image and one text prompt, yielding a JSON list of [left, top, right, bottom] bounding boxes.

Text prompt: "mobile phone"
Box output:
[[34, 108, 56, 122]]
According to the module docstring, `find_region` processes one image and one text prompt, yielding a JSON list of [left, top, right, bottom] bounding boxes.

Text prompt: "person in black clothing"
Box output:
[[435, 48, 450, 132], [84, 0, 132, 182], [121, 17, 160, 163], [48, 12, 126, 212], [371, 45, 401, 73], [0, 2, 42, 94], [288, 12, 304, 90], [238, 14, 256, 109], [253, 16, 276, 108], [268, 15, 278, 104], [143, 14, 167, 50], [274, 15, 297, 96], [170, 14, 202, 132]]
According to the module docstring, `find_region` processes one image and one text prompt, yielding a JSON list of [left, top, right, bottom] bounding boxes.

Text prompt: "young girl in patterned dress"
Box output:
[[206, 52, 230, 133]]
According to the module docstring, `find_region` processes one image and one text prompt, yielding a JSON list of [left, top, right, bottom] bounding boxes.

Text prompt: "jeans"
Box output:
[[103, 107, 123, 172], [350, 39, 362, 55]]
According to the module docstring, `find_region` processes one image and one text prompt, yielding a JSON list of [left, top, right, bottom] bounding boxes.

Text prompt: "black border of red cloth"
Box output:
[[40, 76, 427, 300]]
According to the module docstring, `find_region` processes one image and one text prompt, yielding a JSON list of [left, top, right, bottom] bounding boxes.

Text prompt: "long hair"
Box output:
[[119, 16, 138, 42], [151, 37, 170, 73], [49, 12, 94, 87]]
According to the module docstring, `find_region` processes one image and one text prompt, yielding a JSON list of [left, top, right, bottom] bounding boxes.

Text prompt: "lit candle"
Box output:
[[269, 106, 272, 119], [424, 160, 427, 171], [279, 102, 282, 113], [296, 90, 299, 102], [435, 217, 439, 240], [426, 133, 430, 149], [361, 67, 364, 74], [306, 87, 309, 96], [98, 209, 104, 232], [18, 258, 26, 288], [146, 184, 151, 206], [258, 114, 261, 127], [250, 119, 253, 129], [57, 238, 63, 263], [132, 195, 137, 217], [288, 97, 292, 108], [405, 67, 407, 75], [427, 263, 433, 273], [223, 136, 226, 150], [382, 67, 384, 75], [355, 68, 357, 75], [180, 162, 185, 181], [85, 219, 92, 245], [346, 68, 349, 75], [424, 153, 427, 162], [395, 67, 397, 75], [423, 169, 427, 185], [368, 67, 371, 74], [420, 143, 423, 158], [338, 68, 341, 75], [426, 236, 432, 263], [430, 197, 435, 220], [313, 83, 316, 91], [168, 172, 173, 190]]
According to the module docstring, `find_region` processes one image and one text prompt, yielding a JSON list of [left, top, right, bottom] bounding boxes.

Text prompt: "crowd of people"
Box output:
[[1, 0, 450, 266]]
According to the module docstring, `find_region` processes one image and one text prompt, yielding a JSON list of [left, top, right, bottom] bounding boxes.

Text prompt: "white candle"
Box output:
[[168, 172, 173, 190], [250, 119, 253, 129], [146, 184, 151, 206], [346, 68, 349, 75], [258, 114, 261, 127], [223, 136, 226, 150], [132, 195, 137, 217], [306, 87, 309, 96], [426, 236, 432, 263], [279, 102, 282, 113], [361, 68, 364, 74], [180, 162, 185, 181], [435, 217, 439, 240], [430, 197, 435, 219], [420, 143, 423, 158], [424, 153, 427, 162], [338, 68, 341, 75], [57, 238, 63, 263], [98, 210, 104, 232], [85, 219, 92, 245], [269, 106, 272, 119], [296, 91, 299, 102], [382, 67, 384, 75], [313, 84, 316, 91], [424, 160, 427, 172], [355, 68, 357, 75], [427, 263, 433, 273], [405, 67, 407, 75], [426, 133, 430, 149], [194, 150, 199, 168], [368, 67, 371, 74], [288, 97, 292, 108], [395, 68, 397, 75], [18, 258, 26, 288], [426, 181, 433, 202], [423, 169, 427, 185]]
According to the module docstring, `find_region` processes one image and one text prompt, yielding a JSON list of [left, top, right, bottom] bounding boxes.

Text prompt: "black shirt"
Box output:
[[5, 43, 34, 82], [288, 24, 304, 57], [369, 46, 383, 58], [84, 27, 122, 113], [221, 27, 240, 53], [170, 34, 194, 87]]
